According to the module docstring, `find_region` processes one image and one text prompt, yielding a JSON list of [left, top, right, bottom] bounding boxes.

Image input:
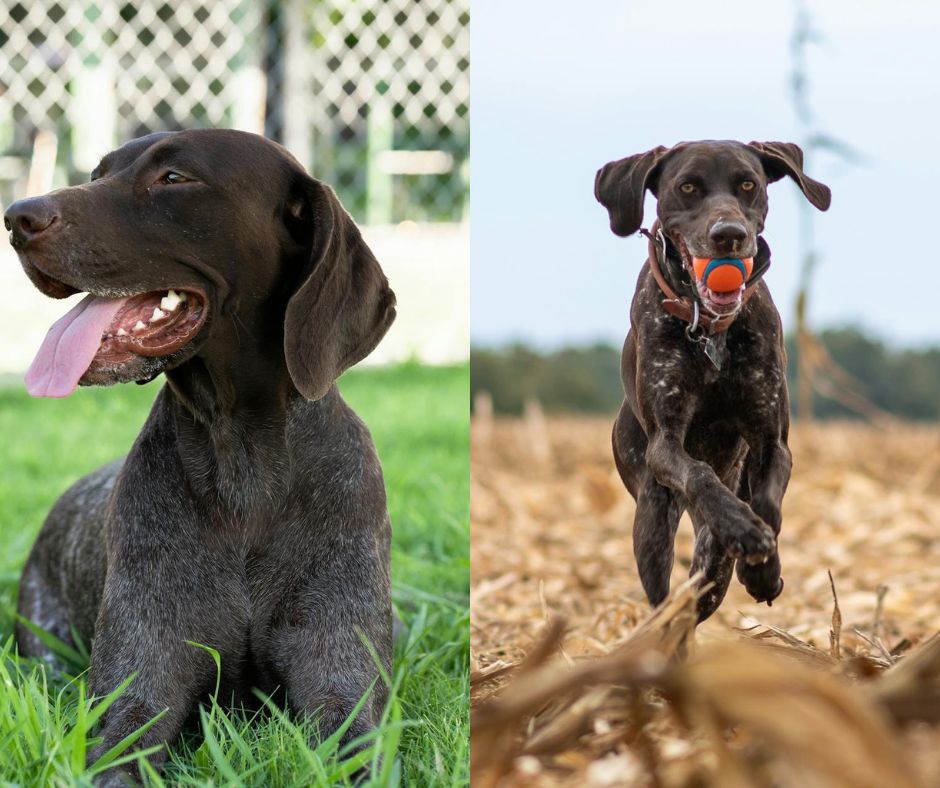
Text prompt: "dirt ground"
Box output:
[[471, 415, 940, 787]]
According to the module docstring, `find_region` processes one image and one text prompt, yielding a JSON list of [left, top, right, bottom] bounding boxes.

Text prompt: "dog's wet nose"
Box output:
[[708, 220, 747, 250], [4, 196, 60, 247]]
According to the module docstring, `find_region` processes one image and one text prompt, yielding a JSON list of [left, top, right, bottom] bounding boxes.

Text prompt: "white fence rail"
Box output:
[[0, 0, 469, 222]]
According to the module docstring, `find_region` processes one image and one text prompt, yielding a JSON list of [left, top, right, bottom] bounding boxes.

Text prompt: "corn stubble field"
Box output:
[[470, 415, 940, 787]]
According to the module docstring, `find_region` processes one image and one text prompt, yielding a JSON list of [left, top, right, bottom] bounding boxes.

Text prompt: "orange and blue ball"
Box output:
[[692, 257, 754, 292]]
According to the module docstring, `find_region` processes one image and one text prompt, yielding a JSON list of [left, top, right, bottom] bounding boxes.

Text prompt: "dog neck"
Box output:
[[161, 329, 305, 519], [640, 221, 771, 335]]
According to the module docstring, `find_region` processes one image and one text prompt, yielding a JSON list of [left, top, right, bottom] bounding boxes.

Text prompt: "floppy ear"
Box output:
[[594, 145, 669, 237], [284, 180, 396, 400], [748, 141, 831, 211]]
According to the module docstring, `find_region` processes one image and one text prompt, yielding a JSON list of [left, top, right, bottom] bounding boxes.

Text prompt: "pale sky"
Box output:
[[470, 0, 940, 348]]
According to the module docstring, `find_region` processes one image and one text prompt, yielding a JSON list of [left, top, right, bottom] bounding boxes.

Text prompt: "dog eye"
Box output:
[[160, 171, 190, 185], [740, 180, 755, 192], [679, 183, 697, 195]]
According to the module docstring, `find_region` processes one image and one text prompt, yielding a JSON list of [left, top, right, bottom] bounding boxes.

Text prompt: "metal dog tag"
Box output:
[[704, 334, 729, 370]]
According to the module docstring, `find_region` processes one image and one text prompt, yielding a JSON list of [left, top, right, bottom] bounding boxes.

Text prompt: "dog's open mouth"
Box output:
[[673, 234, 746, 316], [25, 287, 207, 398]]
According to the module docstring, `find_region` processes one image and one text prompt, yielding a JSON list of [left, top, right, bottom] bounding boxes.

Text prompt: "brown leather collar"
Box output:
[[641, 221, 769, 335]]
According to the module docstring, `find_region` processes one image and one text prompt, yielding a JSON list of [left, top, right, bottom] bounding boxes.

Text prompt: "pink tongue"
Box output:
[[25, 294, 129, 398]]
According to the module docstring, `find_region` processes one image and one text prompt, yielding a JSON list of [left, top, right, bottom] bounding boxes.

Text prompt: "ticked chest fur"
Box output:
[[109, 387, 387, 604], [625, 274, 787, 437]]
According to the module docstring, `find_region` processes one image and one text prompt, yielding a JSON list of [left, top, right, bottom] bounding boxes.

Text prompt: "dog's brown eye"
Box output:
[[740, 180, 755, 192], [679, 183, 696, 195], [161, 171, 189, 185]]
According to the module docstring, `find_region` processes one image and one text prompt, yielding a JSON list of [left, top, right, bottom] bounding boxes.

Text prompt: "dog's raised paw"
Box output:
[[737, 556, 783, 604], [765, 577, 784, 605], [723, 513, 776, 564], [753, 576, 784, 605]]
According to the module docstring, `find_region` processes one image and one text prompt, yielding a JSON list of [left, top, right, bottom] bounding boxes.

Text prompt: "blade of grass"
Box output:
[[87, 708, 167, 775], [197, 706, 242, 785], [15, 616, 85, 668]]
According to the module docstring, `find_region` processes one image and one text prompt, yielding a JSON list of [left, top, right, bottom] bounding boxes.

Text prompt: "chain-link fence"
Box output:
[[0, 0, 469, 223]]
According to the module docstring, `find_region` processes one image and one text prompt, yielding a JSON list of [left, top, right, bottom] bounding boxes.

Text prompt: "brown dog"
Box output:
[[5, 129, 396, 784], [595, 140, 830, 621]]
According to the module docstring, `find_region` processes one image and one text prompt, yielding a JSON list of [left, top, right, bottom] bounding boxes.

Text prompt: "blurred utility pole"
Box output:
[[789, 0, 861, 420]]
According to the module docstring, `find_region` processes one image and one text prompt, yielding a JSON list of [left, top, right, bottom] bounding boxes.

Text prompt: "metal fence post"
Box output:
[[71, 1, 116, 174], [281, 0, 311, 168], [367, 97, 393, 225], [0, 0, 468, 220]]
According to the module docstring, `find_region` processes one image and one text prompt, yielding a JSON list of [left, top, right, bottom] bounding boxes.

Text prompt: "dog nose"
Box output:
[[4, 197, 60, 246], [708, 220, 747, 249]]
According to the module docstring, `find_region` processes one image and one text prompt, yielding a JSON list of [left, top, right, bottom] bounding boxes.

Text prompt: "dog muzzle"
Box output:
[[692, 257, 754, 293]]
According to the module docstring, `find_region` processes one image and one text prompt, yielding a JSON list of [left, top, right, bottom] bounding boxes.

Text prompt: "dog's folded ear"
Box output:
[[594, 146, 669, 237], [748, 141, 832, 211], [284, 180, 396, 401]]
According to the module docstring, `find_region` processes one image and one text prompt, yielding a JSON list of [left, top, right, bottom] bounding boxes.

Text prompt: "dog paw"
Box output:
[[764, 577, 784, 605], [750, 575, 783, 605], [722, 508, 776, 564], [737, 554, 783, 604]]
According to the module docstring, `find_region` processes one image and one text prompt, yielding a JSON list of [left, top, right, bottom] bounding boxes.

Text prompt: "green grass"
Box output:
[[0, 362, 469, 786]]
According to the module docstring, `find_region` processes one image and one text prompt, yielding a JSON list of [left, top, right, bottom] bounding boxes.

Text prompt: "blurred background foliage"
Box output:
[[471, 329, 940, 420], [0, 0, 469, 224], [0, 0, 471, 373]]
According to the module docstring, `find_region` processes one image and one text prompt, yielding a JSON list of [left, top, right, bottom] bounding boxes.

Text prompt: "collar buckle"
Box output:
[[685, 300, 704, 342]]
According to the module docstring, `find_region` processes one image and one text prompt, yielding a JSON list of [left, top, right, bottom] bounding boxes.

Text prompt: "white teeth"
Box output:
[[116, 328, 127, 336], [150, 307, 166, 322], [134, 321, 146, 330], [160, 290, 183, 311]]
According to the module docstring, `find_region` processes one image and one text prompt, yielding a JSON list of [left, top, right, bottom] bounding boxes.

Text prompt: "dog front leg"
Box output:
[[632, 473, 683, 607], [688, 446, 748, 621], [736, 433, 791, 604], [278, 625, 388, 755], [86, 556, 247, 785], [264, 531, 391, 769], [614, 403, 685, 606], [645, 429, 776, 564]]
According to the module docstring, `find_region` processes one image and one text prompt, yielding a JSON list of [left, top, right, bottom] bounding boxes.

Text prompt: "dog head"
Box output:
[[595, 140, 830, 315], [4, 129, 395, 399]]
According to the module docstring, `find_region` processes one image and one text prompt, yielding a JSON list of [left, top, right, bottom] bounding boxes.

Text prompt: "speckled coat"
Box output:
[[595, 140, 831, 621], [8, 129, 396, 785]]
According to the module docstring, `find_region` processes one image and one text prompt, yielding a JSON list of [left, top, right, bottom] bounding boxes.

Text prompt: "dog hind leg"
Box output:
[[15, 561, 75, 665]]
